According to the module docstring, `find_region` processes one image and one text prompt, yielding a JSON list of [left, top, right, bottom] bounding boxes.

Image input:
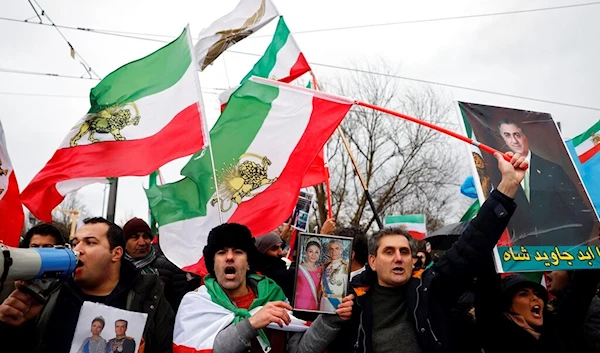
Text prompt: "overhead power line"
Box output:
[[0, 91, 87, 98], [0, 67, 99, 80], [226, 50, 600, 112], [254, 1, 600, 37], [2, 1, 599, 42], [1, 2, 599, 111], [27, 0, 102, 79]]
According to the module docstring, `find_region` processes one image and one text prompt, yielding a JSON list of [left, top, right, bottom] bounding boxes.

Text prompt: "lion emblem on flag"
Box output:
[[70, 102, 141, 147], [210, 153, 278, 212]]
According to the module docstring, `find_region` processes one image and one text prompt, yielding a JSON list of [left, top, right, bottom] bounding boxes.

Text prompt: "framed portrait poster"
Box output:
[[293, 233, 353, 314], [290, 190, 315, 232], [458, 101, 600, 272]]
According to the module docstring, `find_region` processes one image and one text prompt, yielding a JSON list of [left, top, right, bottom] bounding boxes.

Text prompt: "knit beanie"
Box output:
[[255, 232, 283, 254], [123, 217, 153, 241]]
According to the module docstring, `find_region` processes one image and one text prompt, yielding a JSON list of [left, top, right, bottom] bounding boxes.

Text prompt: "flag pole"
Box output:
[[186, 24, 224, 223], [309, 74, 334, 220], [311, 72, 384, 229], [355, 100, 527, 169], [106, 178, 118, 222], [149, 171, 158, 235]]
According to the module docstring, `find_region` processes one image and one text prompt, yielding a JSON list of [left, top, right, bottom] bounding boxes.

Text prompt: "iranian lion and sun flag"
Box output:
[[16, 0, 340, 280]]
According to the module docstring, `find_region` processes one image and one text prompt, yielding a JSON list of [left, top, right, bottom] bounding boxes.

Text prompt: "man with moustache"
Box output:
[[173, 223, 354, 353], [122, 217, 196, 310], [0, 217, 174, 353], [328, 152, 527, 353]]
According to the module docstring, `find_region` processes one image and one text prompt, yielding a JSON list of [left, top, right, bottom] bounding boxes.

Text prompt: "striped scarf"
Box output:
[[124, 247, 159, 275]]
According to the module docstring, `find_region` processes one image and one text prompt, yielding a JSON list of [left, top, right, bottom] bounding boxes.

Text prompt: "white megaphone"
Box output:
[[0, 244, 79, 304]]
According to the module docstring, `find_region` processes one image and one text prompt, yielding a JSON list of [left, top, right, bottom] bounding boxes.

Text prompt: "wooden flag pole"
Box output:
[[311, 73, 384, 229]]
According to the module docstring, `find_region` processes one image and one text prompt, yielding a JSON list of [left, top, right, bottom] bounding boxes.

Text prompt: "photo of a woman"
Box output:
[[294, 237, 322, 310], [76, 316, 107, 353]]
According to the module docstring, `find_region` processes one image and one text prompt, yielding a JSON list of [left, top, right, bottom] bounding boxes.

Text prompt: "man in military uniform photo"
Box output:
[[107, 319, 135, 353], [320, 240, 348, 312]]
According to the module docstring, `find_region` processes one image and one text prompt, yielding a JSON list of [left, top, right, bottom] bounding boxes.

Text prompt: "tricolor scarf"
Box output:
[[173, 274, 309, 353], [124, 247, 159, 275]]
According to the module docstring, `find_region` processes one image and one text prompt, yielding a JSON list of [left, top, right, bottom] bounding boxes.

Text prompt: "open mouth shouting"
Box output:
[[75, 259, 84, 275], [531, 305, 542, 319], [392, 266, 405, 275], [224, 266, 237, 280]]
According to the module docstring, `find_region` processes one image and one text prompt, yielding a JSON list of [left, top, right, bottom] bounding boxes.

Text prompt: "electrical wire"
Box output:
[[30, 0, 101, 79], [2, 1, 599, 41], [226, 50, 600, 112], [0, 67, 99, 80]]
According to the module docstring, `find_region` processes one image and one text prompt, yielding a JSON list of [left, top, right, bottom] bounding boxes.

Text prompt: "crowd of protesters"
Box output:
[[1, 152, 599, 353]]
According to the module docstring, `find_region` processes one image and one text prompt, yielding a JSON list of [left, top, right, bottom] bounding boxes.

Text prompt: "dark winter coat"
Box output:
[[476, 267, 600, 353], [0, 261, 175, 353], [328, 189, 516, 353]]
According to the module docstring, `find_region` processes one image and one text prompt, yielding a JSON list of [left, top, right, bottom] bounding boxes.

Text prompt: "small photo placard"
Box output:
[[293, 233, 353, 314], [70, 301, 148, 353]]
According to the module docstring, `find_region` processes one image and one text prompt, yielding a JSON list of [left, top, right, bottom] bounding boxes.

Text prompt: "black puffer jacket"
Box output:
[[329, 189, 516, 353], [153, 254, 200, 311]]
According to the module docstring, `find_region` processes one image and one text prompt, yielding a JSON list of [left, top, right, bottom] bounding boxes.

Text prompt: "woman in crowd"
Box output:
[[77, 316, 108, 353], [294, 237, 322, 310], [476, 267, 600, 353]]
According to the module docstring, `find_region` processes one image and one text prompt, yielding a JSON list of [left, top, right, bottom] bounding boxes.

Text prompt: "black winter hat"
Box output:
[[202, 223, 258, 275], [501, 274, 549, 306]]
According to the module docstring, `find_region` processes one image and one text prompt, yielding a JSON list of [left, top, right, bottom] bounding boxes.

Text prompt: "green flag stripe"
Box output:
[[460, 200, 480, 222], [385, 214, 425, 224], [571, 119, 600, 147], [148, 80, 279, 225], [89, 28, 191, 114], [241, 17, 290, 83]]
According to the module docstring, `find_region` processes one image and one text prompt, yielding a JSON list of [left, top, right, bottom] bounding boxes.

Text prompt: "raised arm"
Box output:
[[433, 152, 525, 300]]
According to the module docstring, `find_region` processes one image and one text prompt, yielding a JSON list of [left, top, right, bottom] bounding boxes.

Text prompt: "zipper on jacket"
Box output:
[[427, 318, 440, 343], [414, 275, 442, 345], [413, 276, 423, 333]]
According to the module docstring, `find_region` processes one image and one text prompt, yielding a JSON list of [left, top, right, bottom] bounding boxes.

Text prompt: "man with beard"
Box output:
[[0, 217, 174, 353], [254, 232, 295, 299], [122, 217, 197, 310], [107, 319, 135, 353]]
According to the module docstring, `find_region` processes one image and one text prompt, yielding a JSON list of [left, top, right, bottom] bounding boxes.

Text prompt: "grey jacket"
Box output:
[[213, 314, 344, 353]]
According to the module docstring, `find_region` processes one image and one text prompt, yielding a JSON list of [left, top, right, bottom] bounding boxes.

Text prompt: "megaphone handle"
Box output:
[[0, 246, 13, 293]]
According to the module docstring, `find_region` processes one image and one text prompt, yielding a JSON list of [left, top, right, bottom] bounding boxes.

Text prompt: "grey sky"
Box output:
[[1, 0, 598, 225]]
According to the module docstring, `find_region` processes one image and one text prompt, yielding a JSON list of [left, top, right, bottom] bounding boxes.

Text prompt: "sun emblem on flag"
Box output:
[[202, 0, 267, 70], [210, 153, 278, 212], [70, 102, 141, 147]]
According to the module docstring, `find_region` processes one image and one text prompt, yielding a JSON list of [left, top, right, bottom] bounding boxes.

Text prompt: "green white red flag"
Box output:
[[384, 214, 427, 240], [21, 27, 207, 221], [0, 119, 24, 246], [147, 77, 353, 273], [218, 16, 311, 110]]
